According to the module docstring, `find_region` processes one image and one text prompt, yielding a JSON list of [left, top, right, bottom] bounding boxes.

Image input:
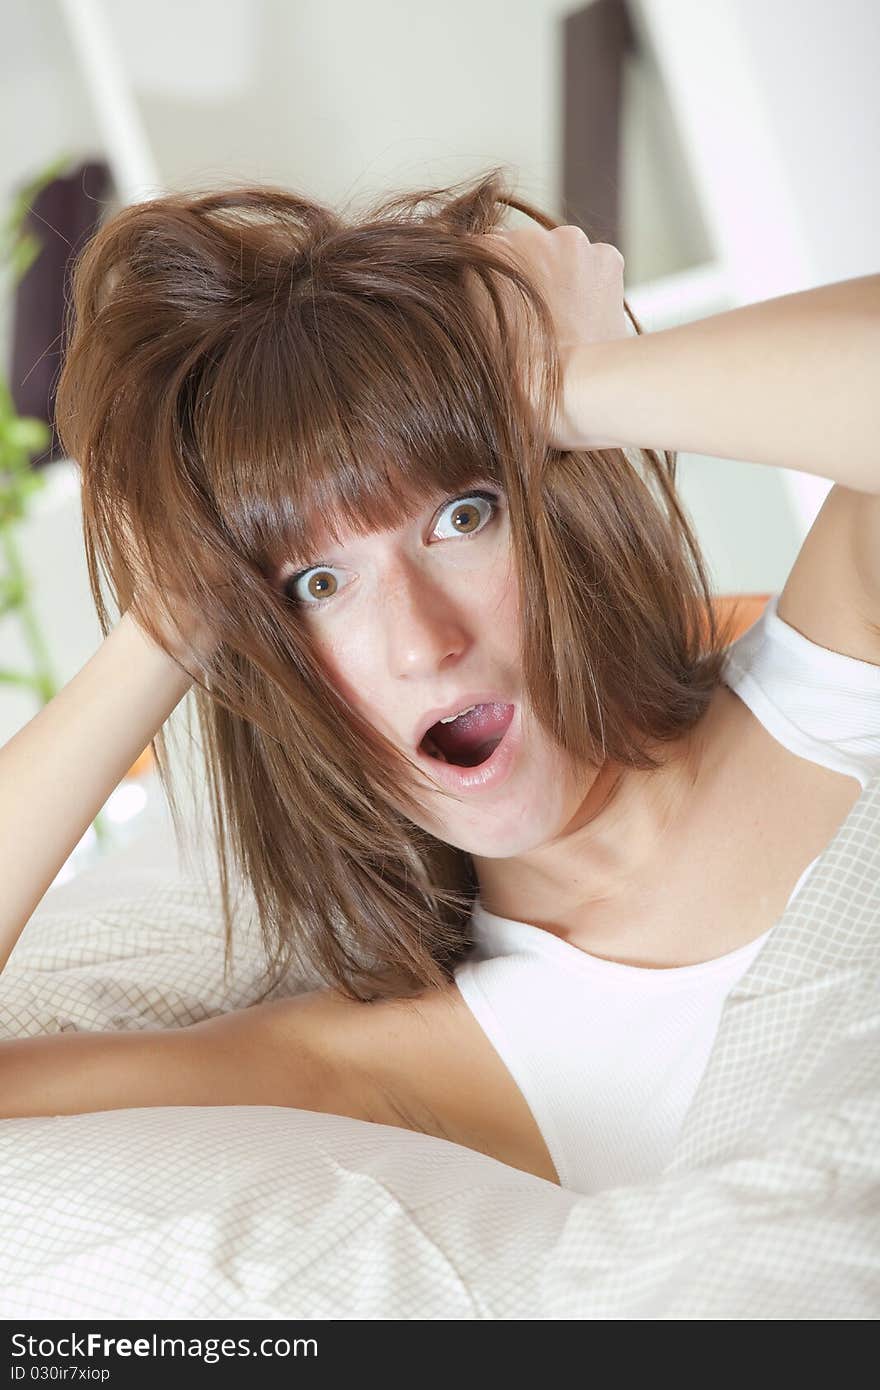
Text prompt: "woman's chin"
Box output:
[[435, 792, 575, 860]]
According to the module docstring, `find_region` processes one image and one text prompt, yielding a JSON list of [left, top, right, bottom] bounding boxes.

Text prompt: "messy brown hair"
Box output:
[[54, 165, 740, 1004]]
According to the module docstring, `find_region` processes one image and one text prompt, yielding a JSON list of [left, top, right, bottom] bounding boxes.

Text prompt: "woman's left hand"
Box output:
[[472, 224, 630, 450]]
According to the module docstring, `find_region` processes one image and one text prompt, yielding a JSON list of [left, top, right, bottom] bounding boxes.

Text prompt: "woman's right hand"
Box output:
[[470, 224, 630, 451]]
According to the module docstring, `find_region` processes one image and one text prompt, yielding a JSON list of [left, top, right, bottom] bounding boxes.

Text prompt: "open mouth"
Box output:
[[419, 702, 516, 769]]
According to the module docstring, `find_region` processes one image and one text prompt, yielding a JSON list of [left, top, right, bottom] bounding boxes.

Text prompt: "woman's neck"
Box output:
[[473, 684, 732, 934]]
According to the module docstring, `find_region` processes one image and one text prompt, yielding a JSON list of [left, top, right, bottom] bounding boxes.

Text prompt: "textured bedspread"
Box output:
[[1, 776, 878, 1319]]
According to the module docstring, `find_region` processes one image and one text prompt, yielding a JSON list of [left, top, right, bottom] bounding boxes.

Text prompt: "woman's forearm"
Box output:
[[0, 610, 194, 975], [566, 274, 880, 494]]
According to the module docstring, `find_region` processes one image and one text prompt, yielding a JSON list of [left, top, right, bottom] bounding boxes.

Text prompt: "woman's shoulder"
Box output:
[[771, 484, 880, 671]]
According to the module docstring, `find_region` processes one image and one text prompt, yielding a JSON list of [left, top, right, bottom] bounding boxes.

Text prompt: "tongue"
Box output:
[[429, 702, 514, 765]]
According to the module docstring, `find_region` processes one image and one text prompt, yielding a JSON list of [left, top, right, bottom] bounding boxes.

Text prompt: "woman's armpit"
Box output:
[[314, 979, 562, 1185]]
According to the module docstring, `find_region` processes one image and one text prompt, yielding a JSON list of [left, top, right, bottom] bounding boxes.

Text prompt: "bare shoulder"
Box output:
[[265, 976, 560, 1185], [776, 482, 880, 664]]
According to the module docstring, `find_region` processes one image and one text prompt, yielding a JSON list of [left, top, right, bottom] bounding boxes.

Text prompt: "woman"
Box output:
[[1, 167, 877, 1194]]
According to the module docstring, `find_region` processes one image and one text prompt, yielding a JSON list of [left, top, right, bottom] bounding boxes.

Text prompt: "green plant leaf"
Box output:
[[5, 417, 51, 451], [9, 233, 41, 281], [1, 150, 72, 286], [0, 667, 42, 691]]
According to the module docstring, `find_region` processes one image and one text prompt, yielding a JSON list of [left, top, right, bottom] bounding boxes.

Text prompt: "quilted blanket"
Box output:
[[1, 774, 878, 1319]]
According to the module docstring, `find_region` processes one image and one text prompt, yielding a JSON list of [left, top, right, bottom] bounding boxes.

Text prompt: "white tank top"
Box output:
[[453, 595, 880, 1194]]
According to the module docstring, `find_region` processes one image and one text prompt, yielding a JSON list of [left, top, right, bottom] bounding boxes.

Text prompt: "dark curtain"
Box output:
[[10, 158, 114, 467], [562, 0, 637, 244]]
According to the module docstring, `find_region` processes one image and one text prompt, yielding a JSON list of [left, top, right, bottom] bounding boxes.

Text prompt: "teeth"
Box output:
[[439, 703, 478, 724]]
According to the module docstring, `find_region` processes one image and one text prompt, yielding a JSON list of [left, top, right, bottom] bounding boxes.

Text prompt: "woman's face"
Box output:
[[278, 481, 596, 859]]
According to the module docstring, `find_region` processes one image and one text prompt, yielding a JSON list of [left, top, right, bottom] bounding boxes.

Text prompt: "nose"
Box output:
[[380, 554, 472, 679]]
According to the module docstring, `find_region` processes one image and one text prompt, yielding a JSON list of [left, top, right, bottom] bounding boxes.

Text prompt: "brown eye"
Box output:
[[433, 491, 499, 542], [306, 571, 337, 600], [451, 502, 481, 533], [286, 567, 343, 606]]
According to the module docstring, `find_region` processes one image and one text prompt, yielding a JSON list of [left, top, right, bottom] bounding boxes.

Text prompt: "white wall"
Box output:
[[732, 0, 879, 287], [86, 0, 567, 213], [631, 0, 880, 529]]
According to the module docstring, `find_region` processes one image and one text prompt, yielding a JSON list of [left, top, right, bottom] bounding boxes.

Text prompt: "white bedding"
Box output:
[[1, 776, 878, 1319]]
